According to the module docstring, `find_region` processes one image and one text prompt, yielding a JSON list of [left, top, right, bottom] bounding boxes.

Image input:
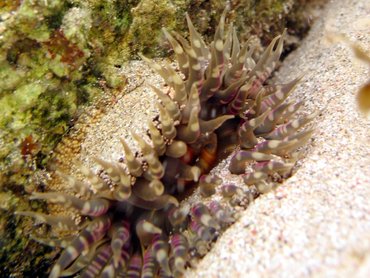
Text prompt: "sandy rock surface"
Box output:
[[184, 0, 370, 277]]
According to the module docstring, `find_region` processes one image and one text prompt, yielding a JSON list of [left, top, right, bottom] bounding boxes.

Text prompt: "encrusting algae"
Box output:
[[16, 8, 317, 278]]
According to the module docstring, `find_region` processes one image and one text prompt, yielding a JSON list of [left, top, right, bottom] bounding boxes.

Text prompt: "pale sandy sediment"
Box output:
[[185, 0, 370, 277]]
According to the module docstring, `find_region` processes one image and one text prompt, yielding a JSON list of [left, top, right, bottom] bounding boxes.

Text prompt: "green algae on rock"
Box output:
[[0, 1, 128, 275], [17, 8, 316, 277]]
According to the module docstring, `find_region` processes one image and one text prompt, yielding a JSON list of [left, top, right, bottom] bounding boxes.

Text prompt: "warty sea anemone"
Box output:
[[16, 8, 316, 278]]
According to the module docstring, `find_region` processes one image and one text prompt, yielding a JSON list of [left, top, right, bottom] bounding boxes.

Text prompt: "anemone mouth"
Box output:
[[15, 8, 316, 278]]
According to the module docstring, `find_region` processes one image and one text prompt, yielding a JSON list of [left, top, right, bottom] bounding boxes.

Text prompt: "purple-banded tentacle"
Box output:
[[191, 203, 220, 230], [172, 31, 192, 58], [200, 45, 223, 101], [273, 129, 314, 156], [100, 259, 116, 278], [242, 171, 269, 185], [189, 219, 214, 242], [111, 220, 130, 268], [238, 107, 271, 149], [138, 54, 169, 82], [224, 44, 250, 86], [126, 252, 142, 278], [131, 131, 155, 157], [255, 101, 291, 135], [150, 85, 181, 122], [79, 165, 109, 191], [220, 183, 242, 198], [137, 144, 164, 180], [216, 76, 248, 103], [194, 240, 209, 257], [113, 176, 132, 201], [222, 23, 233, 61], [79, 243, 112, 278], [246, 32, 286, 100], [259, 77, 301, 115], [61, 239, 108, 277], [141, 247, 159, 278], [245, 50, 256, 72], [227, 26, 239, 63], [253, 139, 296, 155], [213, 8, 227, 71], [157, 103, 177, 141], [245, 87, 264, 117], [188, 230, 209, 256], [182, 35, 205, 94], [198, 174, 222, 197], [249, 30, 286, 82], [253, 160, 294, 175], [186, 226, 212, 256], [181, 83, 201, 124], [30, 192, 111, 217], [208, 201, 234, 225], [148, 120, 166, 156], [169, 233, 189, 277], [120, 137, 143, 177], [167, 204, 190, 227], [93, 157, 122, 180], [278, 100, 304, 124], [143, 153, 165, 180], [60, 256, 90, 277], [254, 128, 313, 157], [152, 235, 171, 277], [139, 55, 187, 105], [172, 29, 191, 51], [179, 164, 201, 182], [265, 112, 318, 140], [185, 13, 210, 63], [162, 28, 189, 78], [227, 78, 255, 115], [49, 216, 112, 278], [132, 178, 164, 201], [136, 220, 162, 248], [177, 107, 201, 143], [229, 150, 275, 174], [165, 140, 188, 158], [93, 157, 131, 192], [119, 242, 132, 272], [199, 115, 234, 134], [164, 63, 188, 106], [261, 78, 302, 114], [245, 75, 264, 100]]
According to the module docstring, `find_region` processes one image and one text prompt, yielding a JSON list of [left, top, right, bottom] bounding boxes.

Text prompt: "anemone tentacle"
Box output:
[[17, 9, 315, 278]]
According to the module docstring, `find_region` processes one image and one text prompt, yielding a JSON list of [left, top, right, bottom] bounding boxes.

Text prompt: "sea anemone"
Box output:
[[17, 8, 316, 278]]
